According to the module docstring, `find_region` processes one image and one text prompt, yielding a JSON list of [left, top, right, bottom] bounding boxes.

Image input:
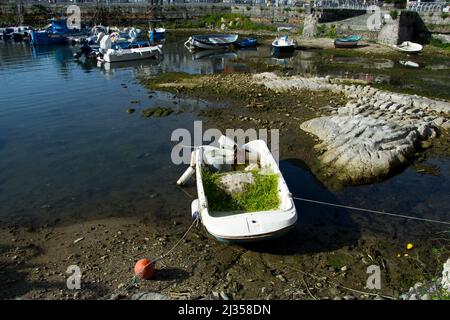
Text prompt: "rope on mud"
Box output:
[[107, 217, 199, 299], [281, 263, 395, 300], [292, 197, 450, 226]]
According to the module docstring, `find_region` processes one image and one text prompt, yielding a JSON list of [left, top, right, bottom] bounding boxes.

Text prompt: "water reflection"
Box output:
[[0, 40, 449, 239]]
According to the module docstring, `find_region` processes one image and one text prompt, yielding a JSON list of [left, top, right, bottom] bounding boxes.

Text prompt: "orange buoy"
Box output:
[[134, 258, 156, 279]]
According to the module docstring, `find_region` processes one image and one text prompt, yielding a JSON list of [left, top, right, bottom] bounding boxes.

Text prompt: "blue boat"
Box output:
[[30, 18, 88, 45], [148, 20, 166, 43], [235, 37, 257, 48], [113, 40, 151, 50], [149, 28, 166, 43], [334, 35, 362, 48]]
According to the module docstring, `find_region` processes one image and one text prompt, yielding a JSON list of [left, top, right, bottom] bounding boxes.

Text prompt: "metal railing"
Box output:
[[407, 2, 447, 13], [312, 0, 381, 10]]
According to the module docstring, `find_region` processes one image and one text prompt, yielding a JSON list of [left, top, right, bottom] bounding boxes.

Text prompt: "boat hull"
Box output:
[[334, 40, 359, 48], [101, 45, 162, 63], [210, 223, 296, 243], [235, 38, 257, 48], [187, 34, 238, 50], [149, 30, 165, 43], [393, 41, 423, 53], [272, 45, 295, 52], [30, 31, 67, 45], [191, 139, 298, 243], [272, 37, 297, 52]]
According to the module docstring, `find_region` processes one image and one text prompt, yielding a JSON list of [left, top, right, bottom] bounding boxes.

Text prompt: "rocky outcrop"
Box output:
[[401, 258, 450, 300], [253, 73, 450, 183]]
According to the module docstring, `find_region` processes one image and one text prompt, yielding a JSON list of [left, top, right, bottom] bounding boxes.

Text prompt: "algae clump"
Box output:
[[202, 168, 280, 213]]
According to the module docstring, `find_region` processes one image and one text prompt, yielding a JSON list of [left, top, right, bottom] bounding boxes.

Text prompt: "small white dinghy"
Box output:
[[177, 136, 297, 242], [393, 41, 423, 53]]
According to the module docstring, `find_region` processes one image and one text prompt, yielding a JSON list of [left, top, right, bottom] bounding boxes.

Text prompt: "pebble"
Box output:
[[219, 291, 230, 300], [340, 266, 348, 272], [73, 237, 84, 244], [131, 292, 170, 300]]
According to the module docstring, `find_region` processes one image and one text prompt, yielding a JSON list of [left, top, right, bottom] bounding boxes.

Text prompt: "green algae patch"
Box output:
[[202, 168, 280, 213], [139, 72, 197, 92], [141, 107, 174, 118]]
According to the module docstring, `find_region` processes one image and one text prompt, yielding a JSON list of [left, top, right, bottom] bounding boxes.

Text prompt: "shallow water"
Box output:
[[0, 37, 449, 239]]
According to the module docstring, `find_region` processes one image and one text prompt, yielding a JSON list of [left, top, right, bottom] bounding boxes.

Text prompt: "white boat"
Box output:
[[98, 35, 162, 63], [177, 136, 297, 242], [399, 60, 419, 68], [100, 45, 163, 63], [393, 41, 423, 53], [184, 34, 238, 50], [272, 35, 297, 52]]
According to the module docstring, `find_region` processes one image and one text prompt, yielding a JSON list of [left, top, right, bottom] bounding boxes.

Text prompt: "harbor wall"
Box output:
[[1, 3, 447, 44]]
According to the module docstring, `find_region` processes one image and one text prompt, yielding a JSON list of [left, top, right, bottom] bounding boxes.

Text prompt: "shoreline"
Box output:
[[1, 214, 448, 300]]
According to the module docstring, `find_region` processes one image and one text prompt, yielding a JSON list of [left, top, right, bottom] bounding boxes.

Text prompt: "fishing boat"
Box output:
[[235, 37, 258, 48], [148, 20, 166, 43], [334, 35, 362, 48], [97, 35, 162, 63], [177, 136, 298, 242], [272, 35, 297, 52], [399, 60, 419, 68], [30, 18, 88, 45], [393, 41, 423, 53], [184, 34, 238, 50]]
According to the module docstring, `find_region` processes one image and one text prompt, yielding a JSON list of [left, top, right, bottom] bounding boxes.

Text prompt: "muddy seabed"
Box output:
[[1, 70, 449, 300]]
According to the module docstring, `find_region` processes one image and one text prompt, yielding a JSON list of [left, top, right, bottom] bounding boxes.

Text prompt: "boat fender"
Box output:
[[177, 166, 195, 186], [191, 199, 200, 220]]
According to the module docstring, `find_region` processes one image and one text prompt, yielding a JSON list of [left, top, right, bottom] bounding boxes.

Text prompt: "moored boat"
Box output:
[[30, 18, 88, 45], [177, 136, 297, 242], [184, 34, 238, 50], [235, 37, 257, 48], [334, 35, 362, 48], [97, 35, 162, 63], [148, 20, 166, 43], [272, 35, 297, 52], [393, 41, 423, 53]]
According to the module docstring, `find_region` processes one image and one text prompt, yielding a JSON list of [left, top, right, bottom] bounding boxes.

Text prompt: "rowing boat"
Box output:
[[177, 136, 297, 242]]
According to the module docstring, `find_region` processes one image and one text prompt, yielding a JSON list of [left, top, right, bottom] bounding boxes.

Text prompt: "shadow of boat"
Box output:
[[239, 159, 361, 255]]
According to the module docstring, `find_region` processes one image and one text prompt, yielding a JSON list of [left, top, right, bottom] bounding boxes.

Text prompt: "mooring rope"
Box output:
[[292, 196, 450, 226], [107, 217, 199, 299]]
